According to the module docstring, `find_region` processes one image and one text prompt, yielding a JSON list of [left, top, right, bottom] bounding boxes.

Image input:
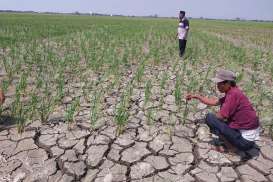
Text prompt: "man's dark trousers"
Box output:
[[205, 113, 254, 151], [179, 39, 187, 57]]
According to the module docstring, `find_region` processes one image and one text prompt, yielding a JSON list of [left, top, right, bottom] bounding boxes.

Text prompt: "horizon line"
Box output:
[[1, 9, 273, 22]]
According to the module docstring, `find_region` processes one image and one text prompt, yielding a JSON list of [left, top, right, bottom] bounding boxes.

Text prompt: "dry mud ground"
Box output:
[[1, 58, 273, 182], [1, 111, 273, 182]]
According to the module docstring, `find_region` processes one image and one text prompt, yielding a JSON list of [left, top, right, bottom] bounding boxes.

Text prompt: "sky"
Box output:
[[1, 0, 273, 20]]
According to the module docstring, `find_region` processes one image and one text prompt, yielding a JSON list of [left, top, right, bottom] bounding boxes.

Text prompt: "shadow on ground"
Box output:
[[208, 137, 260, 161], [0, 115, 17, 132]]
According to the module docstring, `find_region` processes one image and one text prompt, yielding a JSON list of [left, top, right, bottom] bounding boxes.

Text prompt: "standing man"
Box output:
[[177, 11, 189, 57], [186, 69, 260, 153]]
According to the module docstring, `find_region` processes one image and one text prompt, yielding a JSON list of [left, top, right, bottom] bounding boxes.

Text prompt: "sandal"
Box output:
[[210, 145, 227, 153]]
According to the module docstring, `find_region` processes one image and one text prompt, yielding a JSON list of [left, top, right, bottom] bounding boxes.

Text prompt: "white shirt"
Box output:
[[240, 127, 260, 141], [177, 18, 189, 40]]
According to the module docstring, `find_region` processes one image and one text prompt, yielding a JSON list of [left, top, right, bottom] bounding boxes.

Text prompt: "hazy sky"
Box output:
[[1, 0, 273, 20]]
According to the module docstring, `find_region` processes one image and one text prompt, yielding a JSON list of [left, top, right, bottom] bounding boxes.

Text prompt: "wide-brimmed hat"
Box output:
[[211, 69, 236, 83]]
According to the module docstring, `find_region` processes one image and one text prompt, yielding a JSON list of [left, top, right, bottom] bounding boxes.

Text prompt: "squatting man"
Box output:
[[186, 69, 260, 153]]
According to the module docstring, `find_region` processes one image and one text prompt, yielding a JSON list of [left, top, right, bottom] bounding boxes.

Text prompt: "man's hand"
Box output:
[[0, 89, 5, 105], [186, 93, 219, 106], [186, 94, 200, 101]]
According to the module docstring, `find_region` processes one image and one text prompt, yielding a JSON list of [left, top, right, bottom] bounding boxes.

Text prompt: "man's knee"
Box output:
[[205, 113, 216, 124], [236, 139, 255, 151]]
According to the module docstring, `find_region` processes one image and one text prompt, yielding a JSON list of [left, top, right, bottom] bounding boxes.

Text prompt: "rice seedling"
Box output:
[[65, 97, 80, 129], [11, 86, 25, 133], [181, 100, 189, 125], [17, 72, 28, 95], [199, 65, 212, 92], [135, 60, 146, 84], [55, 72, 65, 104], [114, 84, 132, 136], [36, 79, 57, 123], [82, 79, 93, 103], [144, 79, 152, 105], [90, 91, 101, 129], [159, 72, 168, 108], [235, 69, 244, 83], [174, 73, 182, 108], [146, 108, 154, 126], [114, 101, 129, 136], [2, 53, 16, 84], [25, 93, 38, 121]]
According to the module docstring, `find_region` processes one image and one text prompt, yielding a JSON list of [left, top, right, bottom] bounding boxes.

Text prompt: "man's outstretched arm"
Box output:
[[186, 94, 227, 121], [186, 94, 219, 106]]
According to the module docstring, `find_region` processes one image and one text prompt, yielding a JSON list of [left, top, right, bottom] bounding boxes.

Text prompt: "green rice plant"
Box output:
[[16, 103, 26, 134], [146, 108, 154, 126], [187, 77, 199, 93], [135, 60, 146, 83], [181, 100, 189, 125], [180, 60, 188, 82], [181, 76, 198, 125], [144, 80, 152, 105], [11, 87, 25, 133], [269, 124, 273, 140], [90, 91, 101, 129], [160, 72, 168, 90], [114, 85, 132, 136], [235, 69, 244, 83], [199, 65, 212, 92], [121, 48, 129, 66], [25, 93, 38, 122], [159, 72, 168, 108], [65, 97, 80, 129], [152, 47, 160, 65], [172, 59, 179, 72], [2, 54, 15, 84], [38, 95, 55, 123], [17, 72, 28, 95], [264, 90, 273, 139], [36, 80, 56, 123], [55, 72, 65, 104], [9, 72, 30, 133], [115, 101, 129, 136], [0, 80, 8, 120], [174, 73, 182, 108], [256, 82, 266, 118], [253, 50, 262, 71], [82, 79, 93, 102], [1, 80, 9, 93]]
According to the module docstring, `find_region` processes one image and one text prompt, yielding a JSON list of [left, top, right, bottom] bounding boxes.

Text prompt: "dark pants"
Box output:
[[179, 39, 187, 57], [205, 113, 254, 151]]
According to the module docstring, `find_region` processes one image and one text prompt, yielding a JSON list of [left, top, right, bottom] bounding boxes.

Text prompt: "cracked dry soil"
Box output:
[[1, 112, 273, 182]]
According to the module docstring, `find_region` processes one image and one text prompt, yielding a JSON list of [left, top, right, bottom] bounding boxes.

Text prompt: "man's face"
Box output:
[[217, 81, 229, 93], [179, 13, 185, 19]]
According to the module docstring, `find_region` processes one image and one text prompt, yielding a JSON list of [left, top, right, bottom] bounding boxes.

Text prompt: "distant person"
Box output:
[[176, 11, 189, 57], [0, 88, 5, 105], [186, 69, 260, 153]]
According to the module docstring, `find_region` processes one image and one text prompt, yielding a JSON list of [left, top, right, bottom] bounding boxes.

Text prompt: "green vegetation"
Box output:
[[0, 13, 272, 137]]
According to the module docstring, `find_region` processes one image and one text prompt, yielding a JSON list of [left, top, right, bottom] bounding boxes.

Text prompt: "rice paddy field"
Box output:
[[0, 13, 273, 182]]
